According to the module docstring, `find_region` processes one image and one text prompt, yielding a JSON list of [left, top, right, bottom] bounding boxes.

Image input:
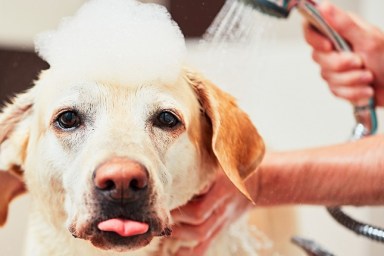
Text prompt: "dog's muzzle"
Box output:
[[93, 158, 150, 237], [70, 157, 171, 251]]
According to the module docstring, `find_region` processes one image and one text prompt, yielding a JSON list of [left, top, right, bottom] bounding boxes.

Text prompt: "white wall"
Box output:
[[0, 0, 85, 49], [1, 0, 384, 255]]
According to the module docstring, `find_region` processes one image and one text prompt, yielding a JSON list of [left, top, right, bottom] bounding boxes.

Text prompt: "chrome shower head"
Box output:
[[241, 0, 297, 18]]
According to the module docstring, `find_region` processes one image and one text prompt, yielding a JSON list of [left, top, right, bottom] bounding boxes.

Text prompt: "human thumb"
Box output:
[[318, 1, 365, 46]]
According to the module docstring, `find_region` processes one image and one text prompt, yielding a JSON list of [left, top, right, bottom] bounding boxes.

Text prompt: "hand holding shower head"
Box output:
[[239, 0, 384, 248], [242, 0, 377, 137]]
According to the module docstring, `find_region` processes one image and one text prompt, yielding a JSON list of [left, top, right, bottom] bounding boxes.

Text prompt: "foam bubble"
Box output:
[[35, 0, 186, 85]]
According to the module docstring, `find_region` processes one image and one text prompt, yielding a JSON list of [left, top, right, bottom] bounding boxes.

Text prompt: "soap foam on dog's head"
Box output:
[[35, 0, 186, 85]]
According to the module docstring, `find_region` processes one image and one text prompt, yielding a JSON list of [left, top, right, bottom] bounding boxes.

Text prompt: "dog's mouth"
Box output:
[[70, 181, 171, 251], [71, 213, 171, 252], [97, 218, 149, 237]]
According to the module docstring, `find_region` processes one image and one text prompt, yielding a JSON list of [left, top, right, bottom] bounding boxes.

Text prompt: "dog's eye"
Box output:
[[56, 111, 81, 129], [155, 111, 180, 129]]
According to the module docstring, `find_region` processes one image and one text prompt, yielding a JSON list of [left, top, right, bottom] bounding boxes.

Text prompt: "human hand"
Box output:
[[0, 170, 26, 226], [169, 171, 253, 256], [303, 1, 384, 106]]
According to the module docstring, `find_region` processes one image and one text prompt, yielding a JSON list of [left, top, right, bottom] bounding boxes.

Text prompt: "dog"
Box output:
[[0, 0, 265, 255]]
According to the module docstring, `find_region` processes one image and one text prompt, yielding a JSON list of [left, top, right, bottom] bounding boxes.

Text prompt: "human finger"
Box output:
[[312, 51, 363, 72], [303, 21, 333, 51], [171, 180, 231, 225], [174, 222, 226, 256], [318, 1, 366, 45], [321, 69, 374, 90], [171, 197, 228, 240], [329, 84, 374, 104]]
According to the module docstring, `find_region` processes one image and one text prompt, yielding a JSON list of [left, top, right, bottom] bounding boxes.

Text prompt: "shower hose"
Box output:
[[327, 100, 384, 243]]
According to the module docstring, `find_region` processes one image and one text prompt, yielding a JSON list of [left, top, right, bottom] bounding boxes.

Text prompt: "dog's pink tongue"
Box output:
[[98, 219, 149, 237]]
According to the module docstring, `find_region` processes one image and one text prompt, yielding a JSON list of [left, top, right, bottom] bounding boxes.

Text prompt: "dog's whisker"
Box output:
[[158, 227, 172, 237]]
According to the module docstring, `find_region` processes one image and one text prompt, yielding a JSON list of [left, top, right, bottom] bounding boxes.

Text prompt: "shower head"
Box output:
[[241, 0, 351, 51], [241, 0, 293, 18]]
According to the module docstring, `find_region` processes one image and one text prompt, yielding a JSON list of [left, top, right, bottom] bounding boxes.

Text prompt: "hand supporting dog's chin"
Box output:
[[69, 217, 172, 252]]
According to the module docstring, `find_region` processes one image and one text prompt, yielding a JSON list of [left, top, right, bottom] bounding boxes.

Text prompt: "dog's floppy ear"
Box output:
[[186, 71, 265, 202], [0, 90, 34, 226]]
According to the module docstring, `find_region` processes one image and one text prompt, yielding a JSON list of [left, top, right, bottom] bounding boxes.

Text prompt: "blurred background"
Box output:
[[1, 0, 384, 255]]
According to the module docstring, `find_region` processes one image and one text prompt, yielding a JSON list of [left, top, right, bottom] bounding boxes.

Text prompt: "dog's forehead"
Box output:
[[35, 74, 200, 121]]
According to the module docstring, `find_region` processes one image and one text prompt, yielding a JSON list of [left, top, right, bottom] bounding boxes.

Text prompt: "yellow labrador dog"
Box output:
[[0, 0, 264, 255]]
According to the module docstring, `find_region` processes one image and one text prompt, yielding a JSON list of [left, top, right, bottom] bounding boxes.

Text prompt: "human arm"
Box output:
[[170, 134, 384, 255], [303, 1, 384, 106], [248, 134, 384, 206]]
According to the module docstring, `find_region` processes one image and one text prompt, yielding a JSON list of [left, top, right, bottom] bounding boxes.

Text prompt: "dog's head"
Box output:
[[0, 0, 264, 253], [0, 69, 264, 252]]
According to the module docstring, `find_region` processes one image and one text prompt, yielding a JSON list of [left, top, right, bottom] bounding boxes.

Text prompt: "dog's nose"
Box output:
[[93, 158, 148, 202]]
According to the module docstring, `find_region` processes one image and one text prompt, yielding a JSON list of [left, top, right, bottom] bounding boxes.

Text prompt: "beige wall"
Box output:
[[1, 0, 384, 255]]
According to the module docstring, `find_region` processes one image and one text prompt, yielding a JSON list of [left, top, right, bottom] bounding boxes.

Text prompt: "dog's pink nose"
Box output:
[[93, 158, 148, 202]]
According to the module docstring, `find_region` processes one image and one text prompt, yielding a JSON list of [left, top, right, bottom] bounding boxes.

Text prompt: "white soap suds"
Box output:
[[35, 0, 186, 85]]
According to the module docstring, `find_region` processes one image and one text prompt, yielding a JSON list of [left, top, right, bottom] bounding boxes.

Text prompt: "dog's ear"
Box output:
[[186, 71, 265, 202], [0, 90, 34, 226]]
